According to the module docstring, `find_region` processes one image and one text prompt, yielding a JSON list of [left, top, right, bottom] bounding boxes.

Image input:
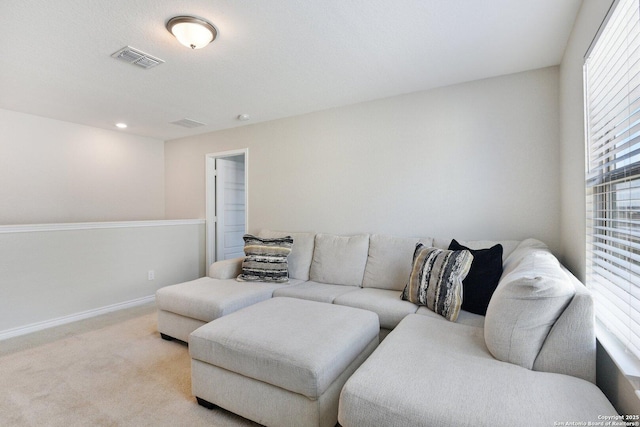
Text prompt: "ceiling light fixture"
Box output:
[[115, 123, 128, 129], [166, 16, 217, 49]]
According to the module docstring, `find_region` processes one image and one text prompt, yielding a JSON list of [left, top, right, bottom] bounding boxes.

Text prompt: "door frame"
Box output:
[[205, 148, 249, 274]]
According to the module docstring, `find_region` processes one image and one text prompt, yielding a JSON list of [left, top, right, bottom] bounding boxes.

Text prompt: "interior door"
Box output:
[[215, 157, 246, 261]]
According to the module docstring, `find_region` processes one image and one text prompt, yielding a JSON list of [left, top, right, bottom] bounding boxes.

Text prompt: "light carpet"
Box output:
[[0, 304, 259, 426]]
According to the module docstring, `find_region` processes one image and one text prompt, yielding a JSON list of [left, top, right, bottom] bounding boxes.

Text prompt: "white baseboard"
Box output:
[[0, 295, 156, 341]]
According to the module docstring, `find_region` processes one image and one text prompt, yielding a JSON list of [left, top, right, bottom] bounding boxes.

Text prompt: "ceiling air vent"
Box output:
[[171, 118, 206, 128], [111, 46, 164, 70]]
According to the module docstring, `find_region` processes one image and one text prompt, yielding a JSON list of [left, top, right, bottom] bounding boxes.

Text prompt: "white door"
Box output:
[[215, 157, 246, 261]]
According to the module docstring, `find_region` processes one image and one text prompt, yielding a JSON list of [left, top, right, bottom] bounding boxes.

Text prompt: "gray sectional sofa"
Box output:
[[156, 230, 617, 426]]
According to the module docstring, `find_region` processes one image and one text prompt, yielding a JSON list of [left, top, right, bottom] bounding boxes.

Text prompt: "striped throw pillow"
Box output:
[[237, 234, 293, 283], [401, 244, 474, 322]]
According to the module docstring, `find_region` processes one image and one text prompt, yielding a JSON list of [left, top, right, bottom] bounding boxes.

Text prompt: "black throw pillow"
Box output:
[[448, 239, 503, 316]]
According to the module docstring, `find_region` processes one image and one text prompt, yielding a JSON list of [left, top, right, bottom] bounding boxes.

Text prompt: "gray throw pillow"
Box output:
[[258, 230, 316, 280], [237, 234, 293, 283]]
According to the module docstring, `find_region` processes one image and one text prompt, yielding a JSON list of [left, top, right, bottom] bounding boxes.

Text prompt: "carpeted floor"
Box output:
[[0, 303, 260, 426]]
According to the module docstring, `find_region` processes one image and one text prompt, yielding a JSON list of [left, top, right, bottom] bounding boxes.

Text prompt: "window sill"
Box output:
[[596, 319, 640, 391]]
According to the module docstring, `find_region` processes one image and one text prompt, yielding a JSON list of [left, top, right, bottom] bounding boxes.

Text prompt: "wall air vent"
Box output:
[[171, 118, 206, 128], [111, 46, 164, 70]]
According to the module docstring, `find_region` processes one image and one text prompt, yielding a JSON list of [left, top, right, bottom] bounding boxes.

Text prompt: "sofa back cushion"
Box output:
[[309, 233, 370, 287], [362, 234, 433, 291], [258, 230, 316, 281], [500, 238, 549, 279], [484, 249, 575, 370]]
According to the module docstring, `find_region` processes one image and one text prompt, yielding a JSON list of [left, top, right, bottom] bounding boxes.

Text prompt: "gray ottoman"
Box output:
[[189, 297, 380, 427]]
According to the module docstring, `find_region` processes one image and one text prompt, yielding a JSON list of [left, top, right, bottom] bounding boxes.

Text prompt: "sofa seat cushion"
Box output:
[[273, 281, 359, 303], [338, 314, 616, 427], [415, 306, 485, 328], [333, 288, 418, 329], [190, 297, 379, 399], [309, 233, 369, 286], [156, 277, 297, 322]]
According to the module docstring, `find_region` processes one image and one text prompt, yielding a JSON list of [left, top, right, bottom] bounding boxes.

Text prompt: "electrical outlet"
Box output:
[[148, 270, 155, 281]]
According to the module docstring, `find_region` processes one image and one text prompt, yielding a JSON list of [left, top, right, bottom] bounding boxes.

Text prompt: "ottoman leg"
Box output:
[[196, 397, 218, 410]]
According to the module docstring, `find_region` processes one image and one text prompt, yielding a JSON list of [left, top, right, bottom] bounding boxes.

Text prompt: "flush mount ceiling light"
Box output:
[[166, 16, 217, 49]]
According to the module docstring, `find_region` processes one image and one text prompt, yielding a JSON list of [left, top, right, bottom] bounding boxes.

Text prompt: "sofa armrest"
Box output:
[[208, 257, 244, 279], [533, 270, 596, 383]]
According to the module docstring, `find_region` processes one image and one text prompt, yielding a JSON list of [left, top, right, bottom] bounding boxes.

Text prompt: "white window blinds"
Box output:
[[585, 0, 640, 360]]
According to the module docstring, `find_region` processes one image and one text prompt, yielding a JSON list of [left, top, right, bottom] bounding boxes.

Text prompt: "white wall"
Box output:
[[166, 67, 561, 252], [0, 109, 165, 225], [0, 221, 205, 336], [0, 110, 192, 339]]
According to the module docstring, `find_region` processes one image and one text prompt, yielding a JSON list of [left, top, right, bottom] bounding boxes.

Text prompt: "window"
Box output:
[[585, 0, 640, 360]]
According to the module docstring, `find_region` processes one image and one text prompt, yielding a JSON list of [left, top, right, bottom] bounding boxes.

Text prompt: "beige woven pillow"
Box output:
[[401, 244, 473, 322]]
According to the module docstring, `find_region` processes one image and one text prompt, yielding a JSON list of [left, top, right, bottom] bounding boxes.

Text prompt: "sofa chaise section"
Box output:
[[338, 238, 615, 426], [156, 278, 295, 342], [338, 314, 616, 427], [156, 230, 316, 342]]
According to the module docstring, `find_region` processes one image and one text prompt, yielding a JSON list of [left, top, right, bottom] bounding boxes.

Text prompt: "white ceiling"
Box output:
[[0, 0, 582, 141]]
